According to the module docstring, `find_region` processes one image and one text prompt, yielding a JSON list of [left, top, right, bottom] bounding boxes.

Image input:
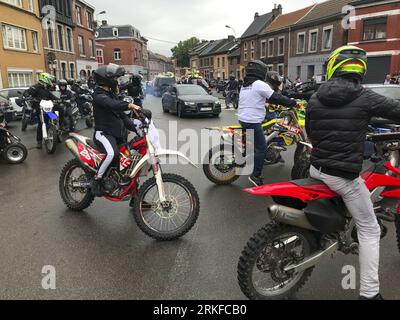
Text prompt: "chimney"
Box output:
[[228, 35, 235, 41], [101, 20, 108, 26], [272, 4, 282, 18], [254, 12, 259, 20]]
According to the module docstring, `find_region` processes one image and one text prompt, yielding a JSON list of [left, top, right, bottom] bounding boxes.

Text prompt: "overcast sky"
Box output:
[[91, 0, 327, 56]]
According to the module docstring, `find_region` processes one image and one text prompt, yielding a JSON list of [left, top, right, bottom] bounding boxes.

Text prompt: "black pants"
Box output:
[[94, 131, 122, 178]]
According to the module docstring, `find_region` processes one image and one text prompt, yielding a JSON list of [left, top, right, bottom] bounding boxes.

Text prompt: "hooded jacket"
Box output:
[[306, 77, 400, 180]]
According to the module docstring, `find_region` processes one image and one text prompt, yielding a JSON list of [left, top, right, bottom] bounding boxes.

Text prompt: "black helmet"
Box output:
[[67, 79, 75, 86], [266, 71, 283, 91], [245, 60, 268, 81], [58, 79, 68, 87], [229, 75, 236, 81], [93, 63, 126, 89]]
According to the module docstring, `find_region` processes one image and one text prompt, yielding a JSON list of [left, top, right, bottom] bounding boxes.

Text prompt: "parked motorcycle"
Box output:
[[237, 129, 400, 300], [203, 104, 307, 185], [0, 108, 27, 164], [59, 110, 200, 241]]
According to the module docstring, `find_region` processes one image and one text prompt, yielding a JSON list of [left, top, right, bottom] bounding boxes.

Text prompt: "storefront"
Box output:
[[288, 54, 329, 82], [76, 60, 98, 80]]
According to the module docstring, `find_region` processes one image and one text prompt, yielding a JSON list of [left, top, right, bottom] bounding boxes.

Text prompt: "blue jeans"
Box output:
[[239, 121, 267, 177]]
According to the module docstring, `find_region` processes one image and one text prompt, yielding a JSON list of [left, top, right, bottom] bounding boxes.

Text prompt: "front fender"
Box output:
[[129, 149, 198, 178]]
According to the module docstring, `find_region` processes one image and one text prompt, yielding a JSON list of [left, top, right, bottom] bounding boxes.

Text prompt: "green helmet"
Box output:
[[326, 45, 368, 80], [38, 72, 54, 87]]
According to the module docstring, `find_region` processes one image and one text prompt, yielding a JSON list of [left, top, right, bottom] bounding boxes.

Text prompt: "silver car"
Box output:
[[0, 87, 29, 120]]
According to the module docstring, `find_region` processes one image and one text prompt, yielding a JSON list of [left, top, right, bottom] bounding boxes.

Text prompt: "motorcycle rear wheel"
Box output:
[[21, 117, 28, 132], [59, 159, 95, 211], [203, 145, 240, 185], [238, 223, 317, 300], [45, 126, 57, 154], [132, 173, 200, 241], [291, 144, 310, 180]]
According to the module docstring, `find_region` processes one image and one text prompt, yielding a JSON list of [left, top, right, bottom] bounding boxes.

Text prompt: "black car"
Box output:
[[152, 76, 177, 97], [162, 85, 221, 118]]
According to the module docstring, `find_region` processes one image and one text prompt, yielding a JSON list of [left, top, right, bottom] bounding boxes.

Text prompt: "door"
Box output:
[[364, 56, 391, 84]]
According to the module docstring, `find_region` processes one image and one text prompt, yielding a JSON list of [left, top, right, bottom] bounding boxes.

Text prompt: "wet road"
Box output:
[[0, 94, 399, 300]]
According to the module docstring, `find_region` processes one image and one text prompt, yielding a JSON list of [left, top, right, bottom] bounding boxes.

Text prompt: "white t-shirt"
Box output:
[[238, 80, 274, 123]]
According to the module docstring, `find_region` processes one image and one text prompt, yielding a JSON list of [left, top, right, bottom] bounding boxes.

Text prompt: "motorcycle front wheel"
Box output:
[[44, 125, 57, 154], [21, 117, 28, 132], [291, 144, 310, 180], [203, 145, 240, 185], [3, 143, 28, 164], [238, 224, 317, 300], [132, 173, 200, 241]]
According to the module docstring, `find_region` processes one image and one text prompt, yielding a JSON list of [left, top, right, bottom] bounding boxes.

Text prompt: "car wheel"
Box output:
[[177, 104, 184, 118], [162, 102, 169, 113]]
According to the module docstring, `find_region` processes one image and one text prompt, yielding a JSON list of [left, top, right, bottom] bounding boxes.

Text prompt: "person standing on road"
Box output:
[[23, 73, 57, 149], [238, 61, 297, 186], [383, 74, 394, 85], [306, 45, 400, 300], [91, 64, 141, 197]]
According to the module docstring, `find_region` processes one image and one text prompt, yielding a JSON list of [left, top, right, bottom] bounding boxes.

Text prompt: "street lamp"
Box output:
[[96, 10, 106, 21], [225, 25, 237, 38]]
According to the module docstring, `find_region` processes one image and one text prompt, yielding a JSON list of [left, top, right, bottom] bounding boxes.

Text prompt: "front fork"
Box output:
[[40, 110, 48, 140], [146, 133, 167, 203]]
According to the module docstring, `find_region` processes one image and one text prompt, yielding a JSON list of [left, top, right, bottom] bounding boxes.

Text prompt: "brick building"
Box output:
[[288, 0, 350, 82], [189, 41, 210, 70], [73, 0, 97, 79], [348, 0, 400, 83], [199, 40, 225, 80], [240, 5, 281, 70], [39, 0, 77, 80], [213, 36, 237, 81], [96, 21, 147, 75], [228, 46, 241, 79], [148, 51, 174, 81], [259, 5, 314, 77]]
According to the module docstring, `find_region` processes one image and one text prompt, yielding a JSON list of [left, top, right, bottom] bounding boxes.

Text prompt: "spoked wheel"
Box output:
[[133, 173, 200, 241], [59, 159, 95, 211], [238, 224, 317, 300], [291, 144, 310, 180], [203, 145, 240, 185], [3, 143, 28, 164], [44, 126, 57, 154]]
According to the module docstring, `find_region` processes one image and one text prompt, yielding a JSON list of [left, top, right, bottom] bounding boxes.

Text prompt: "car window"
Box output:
[[370, 87, 400, 100], [9, 89, 22, 98], [177, 85, 208, 96], [157, 77, 176, 86], [0, 90, 9, 99]]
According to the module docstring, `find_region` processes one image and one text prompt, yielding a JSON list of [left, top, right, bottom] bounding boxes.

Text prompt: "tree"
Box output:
[[171, 37, 200, 68]]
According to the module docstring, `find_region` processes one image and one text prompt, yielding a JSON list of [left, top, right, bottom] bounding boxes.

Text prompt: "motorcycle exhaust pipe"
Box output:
[[268, 205, 318, 231], [65, 139, 96, 173]]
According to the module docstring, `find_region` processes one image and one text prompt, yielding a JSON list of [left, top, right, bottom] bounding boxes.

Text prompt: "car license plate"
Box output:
[[202, 107, 212, 111]]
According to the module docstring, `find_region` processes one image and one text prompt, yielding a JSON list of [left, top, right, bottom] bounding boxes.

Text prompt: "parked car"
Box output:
[[162, 84, 221, 118], [0, 87, 28, 120], [0, 95, 14, 124], [152, 76, 177, 97], [365, 84, 400, 100]]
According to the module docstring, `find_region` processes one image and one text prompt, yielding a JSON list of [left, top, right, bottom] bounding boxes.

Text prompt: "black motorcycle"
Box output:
[[71, 87, 94, 128], [0, 107, 28, 164], [19, 96, 39, 132]]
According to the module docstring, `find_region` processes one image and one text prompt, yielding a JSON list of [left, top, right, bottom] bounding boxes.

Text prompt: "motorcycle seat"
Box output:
[[291, 178, 325, 187], [370, 117, 400, 126], [368, 132, 400, 142]]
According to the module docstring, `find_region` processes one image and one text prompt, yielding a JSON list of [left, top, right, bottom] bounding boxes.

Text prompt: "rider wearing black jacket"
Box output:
[[306, 45, 400, 300], [92, 64, 140, 196], [57, 79, 75, 132], [24, 73, 57, 149]]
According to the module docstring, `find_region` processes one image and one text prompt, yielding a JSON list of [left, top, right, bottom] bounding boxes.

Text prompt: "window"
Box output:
[[261, 40, 267, 58], [222, 57, 225, 68], [322, 26, 333, 50], [296, 66, 301, 78], [267, 65, 273, 72], [363, 17, 387, 41], [278, 37, 284, 56], [47, 26, 54, 48], [307, 65, 315, 80], [244, 52, 248, 61], [244, 42, 248, 50], [113, 28, 119, 37], [114, 48, 121, 60], [78, 36, 84, 55], [61, 62, 67, 80], [57, 25, 64, 51], [70, 63, 75, 79], [217, 58, 220, 68], [96, 49, 104, 64], [88, 39, 94, 57], [309, 30, 318, 53], [28, 0, 34, 12], [297, 32, 305, 54], [66, 28, 73, 52], [268, 39, 274, 57], [1, 0, 22, 7], [86, 11, 93, 30], [2, 24, 27, 50], [278, 64, 284, 76], [251, 40, 255, 49], [7, 71, 33, 88], [76, 6, 82, 25], [251, 51, 254, 60], [32, 31, 38, 53]]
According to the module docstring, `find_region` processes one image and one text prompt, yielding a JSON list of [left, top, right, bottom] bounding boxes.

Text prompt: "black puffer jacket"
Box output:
[[306, 77, 400, 180]]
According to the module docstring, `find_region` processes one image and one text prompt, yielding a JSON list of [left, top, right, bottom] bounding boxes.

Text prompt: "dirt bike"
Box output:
[[237, 129, 400, 300], [203, 104, 307, 185], [0, 109, 27, 164], [38, 100, 62, 154], [59, 112, 200, 241]]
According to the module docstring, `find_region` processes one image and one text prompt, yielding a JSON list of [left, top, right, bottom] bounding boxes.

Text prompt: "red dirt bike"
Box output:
[[59, 116, 200, 241], [237, 130, 400, 300]]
